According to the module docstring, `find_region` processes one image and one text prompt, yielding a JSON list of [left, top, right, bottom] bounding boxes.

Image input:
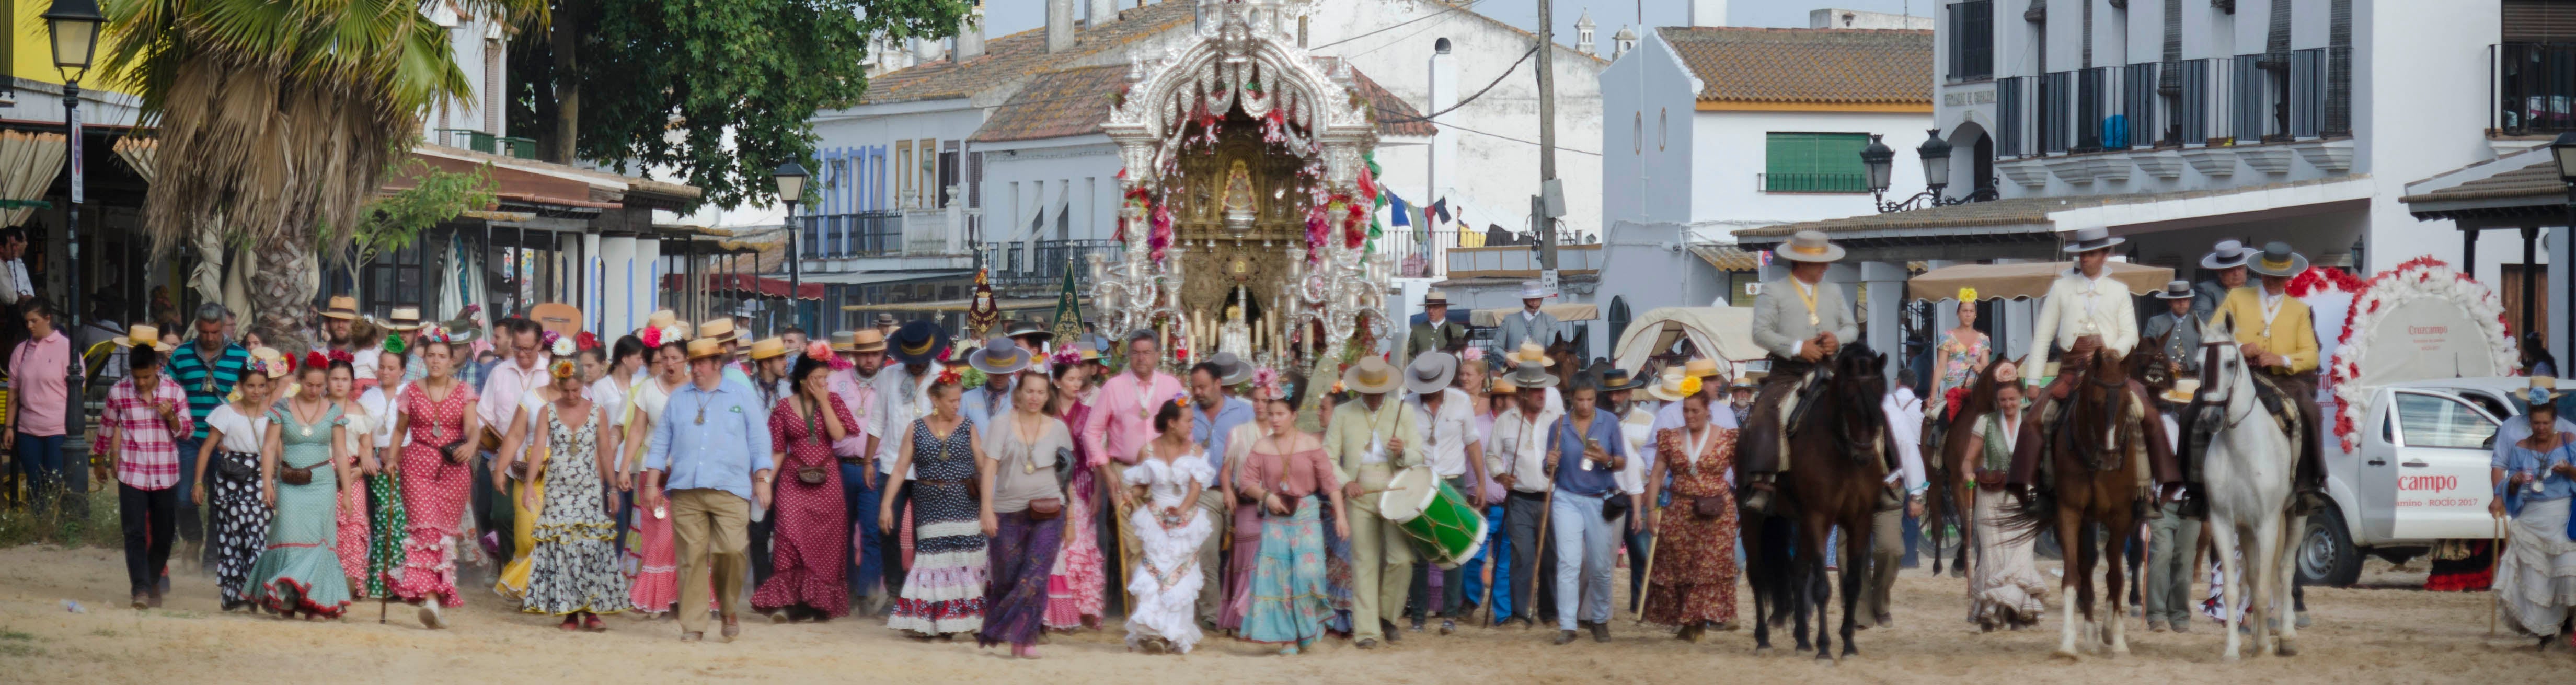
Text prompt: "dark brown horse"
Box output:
[[1741, 343, 1891, 661], [1927, 362, 2016, 579], [2007, 348, 2148, 659]]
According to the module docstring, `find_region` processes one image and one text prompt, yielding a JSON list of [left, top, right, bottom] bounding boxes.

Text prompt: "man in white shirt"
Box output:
[[2009, 227, 2175, 494], [1486, 361, 1561, 628], [868, 321, 946, 608], [475, 318, 550, 565], [0, 227, 33, 305], [1862, 379, 1930, 628], [1402, 352, 1485, 633]]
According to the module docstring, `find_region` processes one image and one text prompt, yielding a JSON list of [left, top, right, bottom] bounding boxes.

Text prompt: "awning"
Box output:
[[2399, 147, 2565, 224], [1470, 303, 1598, 326], [663, 273, 823, 300], [799, 270, 973, 286], [1, 131, 67, 228], [1736, 175, 2375, 262], [1689, 244, 1764, 272], [1905, 261, 2173, 301], [1612, 306, 1765, 367]]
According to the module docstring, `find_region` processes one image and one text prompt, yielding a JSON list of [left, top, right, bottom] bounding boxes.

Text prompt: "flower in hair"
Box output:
[[934, 368, 962, 386], [326, 349, 354, 365], [576, 331, 601, 351], [639, 326, 663, 348], [548, 333, 576, 357], [1172, 391, 1192, 409], [549, 358, 578, 379], [1252, 366, 1285, 401], [1460, 347, 1484, 363], [300, 351, 328, 373]]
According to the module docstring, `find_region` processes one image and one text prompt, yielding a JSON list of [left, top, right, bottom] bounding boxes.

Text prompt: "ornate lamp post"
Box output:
[[773, 161, 809, 331], [45, 0, 103, 493], [1865, 129, 1983, 213]]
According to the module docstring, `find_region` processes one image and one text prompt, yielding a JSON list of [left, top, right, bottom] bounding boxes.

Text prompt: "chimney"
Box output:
[[1611, 26, 1638, 61], [1427, 39, 1456, 219], [956, 5, 985, 61], [1691, 0, 1728, 27], [1048, 0, 1077, 53], [1089, 0, 1119, 27]]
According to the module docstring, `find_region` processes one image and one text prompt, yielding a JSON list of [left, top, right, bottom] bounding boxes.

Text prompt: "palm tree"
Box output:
[[103, 0, 544, 349]]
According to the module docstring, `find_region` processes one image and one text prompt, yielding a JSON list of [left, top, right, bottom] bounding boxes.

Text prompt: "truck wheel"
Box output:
[[2299, 506, 2362, 587]]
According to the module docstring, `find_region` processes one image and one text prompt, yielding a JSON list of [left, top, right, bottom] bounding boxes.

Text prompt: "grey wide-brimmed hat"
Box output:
[[1502, 359, 1559, 389], [1773, 229, 1846, 263], [1404, 352, 1458, 396], [1205, 352, 1255, 386], [2154, 280, 2195, 300], [2061, 226, 2126, 254], [2200, 239, 2252, 270], [2247, 242, 2308, 278], [968, 337, 1031, 375]]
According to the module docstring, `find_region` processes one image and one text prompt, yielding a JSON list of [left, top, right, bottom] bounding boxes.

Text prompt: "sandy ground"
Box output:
[[0, 544, 2563, 684]]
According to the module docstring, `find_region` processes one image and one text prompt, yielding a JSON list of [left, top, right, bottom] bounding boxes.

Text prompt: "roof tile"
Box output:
[[861, 3, 1196, 105], [1657, 27, 1933, 105], [970, 61, 1434, 143]]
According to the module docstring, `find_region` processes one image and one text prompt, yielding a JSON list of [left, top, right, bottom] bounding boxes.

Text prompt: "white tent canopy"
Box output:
[[1612, 306, 1764, 373]]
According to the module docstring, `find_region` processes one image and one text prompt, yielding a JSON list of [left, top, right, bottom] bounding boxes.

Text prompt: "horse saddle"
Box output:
[[2245, 373, 2303, 436], [1768, 366, 1834, 469]]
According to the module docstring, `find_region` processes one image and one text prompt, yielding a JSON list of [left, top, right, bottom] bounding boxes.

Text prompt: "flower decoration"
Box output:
[[420, 325, 455, 344], [549, 358, 578, 379], [934, 367, 963, 387], [247, 355, 289, 379], [576, 331, 602, 351], [326, 349, 354, 365], [1957, 287, 1978, 303], [1252, 366, 1285, 401], [383, 333, 407, 355], [1678, 376, 1703, 397], [301, 351, 328, 374], [1171, 391, 1193, 409], [1049, 347, 1083, 368], [1459, 347, 1483, 363], [2327, 257, 2517, 453], [639, 326, 663, 348], [958, 366, 989, 391], [542, 330, 566, 354]]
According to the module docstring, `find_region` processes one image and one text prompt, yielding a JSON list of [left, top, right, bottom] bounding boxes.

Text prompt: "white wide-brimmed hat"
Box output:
[[2061, 227, 2126, 254], [1773, 230, 1846, 263]]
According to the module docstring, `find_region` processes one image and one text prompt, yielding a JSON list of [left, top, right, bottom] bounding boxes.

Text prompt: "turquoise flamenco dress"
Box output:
[[247, 404, 356, 617]]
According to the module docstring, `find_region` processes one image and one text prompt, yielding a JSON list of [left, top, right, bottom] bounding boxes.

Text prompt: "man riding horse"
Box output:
[[2005, 227, 2183, 499], [2203, 242, 2326, 512], [1738, 230, 1861, 514]]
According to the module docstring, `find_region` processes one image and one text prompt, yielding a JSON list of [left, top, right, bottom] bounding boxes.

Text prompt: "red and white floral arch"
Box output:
[[2325, 257, 2518, 452]]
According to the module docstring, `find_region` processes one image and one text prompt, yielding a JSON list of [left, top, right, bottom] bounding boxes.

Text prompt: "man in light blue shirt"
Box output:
[[961, 338, 1027, 432], [1188, 353, 1256, 623], [642, 338, 775, 643]]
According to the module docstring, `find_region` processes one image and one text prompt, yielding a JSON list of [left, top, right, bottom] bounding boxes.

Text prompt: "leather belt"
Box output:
[[838, 457, 869, 466]]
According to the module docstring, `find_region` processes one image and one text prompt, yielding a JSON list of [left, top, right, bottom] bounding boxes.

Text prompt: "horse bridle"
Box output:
[[2199, 337, 2259, 429]]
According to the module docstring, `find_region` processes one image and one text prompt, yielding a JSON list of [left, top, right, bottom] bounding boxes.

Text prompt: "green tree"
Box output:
[[507, 0, 971, 209], [350, 160, 500, 266], [104, 0, 547, 350]]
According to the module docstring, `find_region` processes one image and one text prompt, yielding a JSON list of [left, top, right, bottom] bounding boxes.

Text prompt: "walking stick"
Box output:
[[1524, 487, 1552, 626], [1633, 519, 1660, 623], [2490, 515, 2505, 636]]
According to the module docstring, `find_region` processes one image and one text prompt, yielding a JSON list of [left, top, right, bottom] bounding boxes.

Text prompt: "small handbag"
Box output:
[[794, 403, 828, 485], [278, 461, 315, 486], [215, 451, 260, 480], [1602, 491, 1631, 521], [1692, 495, 1729, 519]]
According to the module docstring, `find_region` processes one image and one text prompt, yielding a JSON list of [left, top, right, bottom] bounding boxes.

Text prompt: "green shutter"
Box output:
[[1764, 132, 1871, 193]]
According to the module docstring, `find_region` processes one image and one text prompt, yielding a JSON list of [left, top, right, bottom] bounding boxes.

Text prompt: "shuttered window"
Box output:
[[2505, 0, 2576, 42], [1763, 132, 1871, 193]]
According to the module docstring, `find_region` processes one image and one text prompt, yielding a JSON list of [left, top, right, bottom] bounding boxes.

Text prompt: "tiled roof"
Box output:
[[860, 3, 1197, 105], [2398, 158, 2558, 205], [970, 62, 1435, 143], [1657, 27, 1932, 105], [1736, 176, 2366, 241]]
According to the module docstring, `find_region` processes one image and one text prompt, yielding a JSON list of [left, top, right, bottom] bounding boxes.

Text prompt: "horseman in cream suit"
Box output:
[[2005, 227, 2181, 491], [1737, 230, 1859, 513]]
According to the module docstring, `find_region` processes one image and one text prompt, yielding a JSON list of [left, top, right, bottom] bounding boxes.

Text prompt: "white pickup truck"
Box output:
[[2307, 378, 2540, 585]]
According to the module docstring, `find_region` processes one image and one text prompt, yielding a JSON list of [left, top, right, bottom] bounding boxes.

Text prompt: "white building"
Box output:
[[1596, 20, 1935, 330], [1741, 0, 2573, 369], [793, 0, 1605, 332]]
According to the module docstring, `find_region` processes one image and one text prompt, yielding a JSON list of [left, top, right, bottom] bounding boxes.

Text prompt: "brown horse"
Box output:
[[2007, 347, 2148, 659], [1742, 343, 1891, 661]]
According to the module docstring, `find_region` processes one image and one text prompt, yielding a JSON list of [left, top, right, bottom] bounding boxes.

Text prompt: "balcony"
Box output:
[[1991, 48, 2349, 179], [979, 239, 1126, 295], [800, 210, 904, 258], [2494, 42, 2576, 136], [1945, 1, 1993, 83]]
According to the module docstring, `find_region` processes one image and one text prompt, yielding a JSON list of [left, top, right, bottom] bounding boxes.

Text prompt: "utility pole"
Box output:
[[1534, 0, 1560, 270]]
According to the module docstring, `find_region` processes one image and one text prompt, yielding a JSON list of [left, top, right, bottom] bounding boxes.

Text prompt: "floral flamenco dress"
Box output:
[[521, 403, 628, 617], [246, 405, 355, 617]]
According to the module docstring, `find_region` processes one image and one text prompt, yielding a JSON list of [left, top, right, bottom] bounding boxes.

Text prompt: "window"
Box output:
[[896, 143, 913, 208], [1763, 132, 1871, 193], [364, 241, 430, 316], [2394, 392, 2499, 450], [1632, 112, 1642, 154], [920, 138, 941, 207], [1947, 1, 1994, 82]]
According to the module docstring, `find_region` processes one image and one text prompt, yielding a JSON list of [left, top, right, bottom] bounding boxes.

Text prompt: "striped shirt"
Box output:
[[100, 376, 195, 490], [166, 341, 249, 441]]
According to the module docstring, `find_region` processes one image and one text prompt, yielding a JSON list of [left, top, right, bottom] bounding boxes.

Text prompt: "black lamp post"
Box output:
[[1866, 129, 1981, 213], [45, 0, 102, 500], [774, 161, 809, 331]]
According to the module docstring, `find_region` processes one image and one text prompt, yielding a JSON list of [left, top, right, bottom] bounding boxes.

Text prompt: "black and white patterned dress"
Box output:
[[886, 417, 987, 634], [521, 403, 627, 616], [203, 403, 271, 609]]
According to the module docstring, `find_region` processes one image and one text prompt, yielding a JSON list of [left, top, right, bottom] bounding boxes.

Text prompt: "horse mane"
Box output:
[[1826, 343, 1890, 465], [1937, 362, 2012, 473]]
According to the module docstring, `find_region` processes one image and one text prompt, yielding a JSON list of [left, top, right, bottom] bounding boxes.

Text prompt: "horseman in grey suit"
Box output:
[[1494, 280, 1559, 352], [1736, 230, 1859, 513]]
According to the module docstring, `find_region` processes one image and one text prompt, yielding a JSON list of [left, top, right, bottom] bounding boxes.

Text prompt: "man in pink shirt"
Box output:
[[829, 329, 889, 603], [1080, 330, 1186, 617]]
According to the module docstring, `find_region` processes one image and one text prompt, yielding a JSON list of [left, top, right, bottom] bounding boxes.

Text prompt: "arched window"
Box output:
[[1658, 108, 1669, 150], [1434, 37, 1452, 53], [1607, 296, 1633, 349], [1634, 112, 1643, 154]]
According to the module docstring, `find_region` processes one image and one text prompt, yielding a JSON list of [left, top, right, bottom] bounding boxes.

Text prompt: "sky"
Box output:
[[974, 0, 1931, 45]]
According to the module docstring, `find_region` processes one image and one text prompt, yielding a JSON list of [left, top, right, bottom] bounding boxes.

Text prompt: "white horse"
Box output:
[[2193, 316, 2306, 660]]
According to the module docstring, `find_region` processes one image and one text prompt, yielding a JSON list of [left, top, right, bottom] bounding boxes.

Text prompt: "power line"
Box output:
[[1375, 44, 1538, 124], [1382, 112, 1602, 157], [1308, 0, 1484, 52]]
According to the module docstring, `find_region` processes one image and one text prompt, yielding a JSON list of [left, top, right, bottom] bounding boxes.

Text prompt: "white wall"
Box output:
[[974, 137, 1123, 251], [2354, 0, 2505, 282], [1689, 110, 1932, 227], [1600, 30, 1701, 228]]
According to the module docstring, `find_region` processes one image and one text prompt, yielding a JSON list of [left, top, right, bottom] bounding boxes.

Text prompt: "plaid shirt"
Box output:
[[100, 376, 196, 490]]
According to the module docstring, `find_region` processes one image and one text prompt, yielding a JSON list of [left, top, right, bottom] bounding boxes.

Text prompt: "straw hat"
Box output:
[[1341, 356, 1404, 395], [1517, 281, 1548, 299], [848, 329, 887, 354], [1509, 341, 1554, 368], [685, 338, 727, 361], [697, 318, 741, 344], [1773, 230, 1847, 263], [1403, 352, 1458, 396], [1643, 371, 1692, 402], [1683, 358, 1722, 379], [1422, 290, 1451, 307], [746, 336, 788, 362], [639, 310, 680, 335], [248, 347, 292, 379], [112, 324, 176, 352], [322, 296, 360, 320], [1596, 366, 1647, 392], [383, 307, 426, 331]]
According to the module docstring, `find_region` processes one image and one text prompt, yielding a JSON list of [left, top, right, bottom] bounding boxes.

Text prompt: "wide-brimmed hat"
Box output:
[[969, 338, 1031, 375], [2061, 226, 2126, 254], [2247, 242, 2308, 278], [1422, 290, 1451, 307], [746, 336, 787, 362], [383, 306, 426, 331], [1682, 358, 1721, 379], [438, 319, 483, 344], [1643, 371, 1692, 402], [1206, 352, 1255, 386], [248, 346, 291, 379], [1502, 360, 1559, 389], [875, 313, 898, 327], [1774, 229, 1846, 263], [1003, 320, 1053, 343], [1073, 341, 1105, 362], [2200, 239, 2252, 270], [1731, 377, 1758, 391], [2164, 378, 2202, 405], [2524, 377, 2572, 409], [322, 296, 360, 320], [1342, 356, 1404, 395], [112, 324, 176, 352], [638, 310, 680, 336], [1404, 352, 1458, 396], [697, 318, 741, 345], [2155, 280, 2195, 300], [1510, 341, 1554, 367], [1597, 366, 1647, 392], [1517, 280, 1548, 299], [683, 338, 727, 361], [891, 320, 950, 364]]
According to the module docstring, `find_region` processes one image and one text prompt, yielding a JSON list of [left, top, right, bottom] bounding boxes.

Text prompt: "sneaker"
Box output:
[[1586, 621, 1610, 642], [418, 602, 446, 629], [1354, 638, 1380, 650], [1440, 619, 1457, 635], [1551, 629, 1580, 645]]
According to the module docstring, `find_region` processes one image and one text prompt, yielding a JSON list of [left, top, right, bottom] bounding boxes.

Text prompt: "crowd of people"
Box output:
[[39, 228, 2576, 657]]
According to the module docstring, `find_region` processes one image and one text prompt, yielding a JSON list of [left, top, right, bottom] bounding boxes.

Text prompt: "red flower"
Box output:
[[302, 351, 329, 373]]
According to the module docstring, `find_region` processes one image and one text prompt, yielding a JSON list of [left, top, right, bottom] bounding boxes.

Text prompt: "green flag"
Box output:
[[1050, 257, 1084, 345]]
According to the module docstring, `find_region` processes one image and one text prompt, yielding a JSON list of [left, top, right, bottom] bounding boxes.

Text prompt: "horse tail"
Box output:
[[1996, 483, 2058, 546]]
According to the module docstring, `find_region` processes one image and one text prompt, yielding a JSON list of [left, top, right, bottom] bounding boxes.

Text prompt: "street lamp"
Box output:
[[1865, 129, 1980, 213], [45, 0, 103, 496], [774, 161, 809, 332]]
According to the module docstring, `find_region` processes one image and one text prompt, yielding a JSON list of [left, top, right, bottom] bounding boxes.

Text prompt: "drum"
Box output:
[[1378, 467, 1487, 570]]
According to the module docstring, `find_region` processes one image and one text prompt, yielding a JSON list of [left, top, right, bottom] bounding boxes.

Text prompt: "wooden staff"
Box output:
[[1632, 520, 1660, 623], [2490, 515, 2505, 635]]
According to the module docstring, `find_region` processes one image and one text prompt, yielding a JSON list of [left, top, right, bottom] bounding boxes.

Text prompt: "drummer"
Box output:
[[1402, 352, 1485, 635], [1324, 356, 1424, 649], [1544, 375, 1647, 645]]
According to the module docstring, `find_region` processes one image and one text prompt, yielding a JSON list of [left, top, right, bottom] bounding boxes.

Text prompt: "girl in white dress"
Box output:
[[1122, 397, 1215, 654]]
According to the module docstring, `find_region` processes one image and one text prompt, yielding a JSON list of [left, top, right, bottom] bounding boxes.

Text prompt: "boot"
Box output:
[[1740, 475, 1776, 515]]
